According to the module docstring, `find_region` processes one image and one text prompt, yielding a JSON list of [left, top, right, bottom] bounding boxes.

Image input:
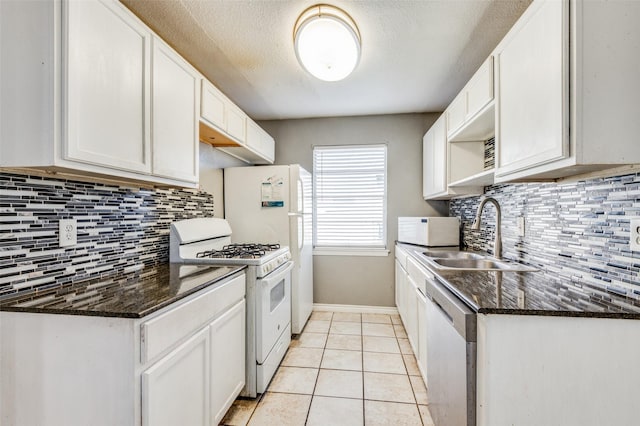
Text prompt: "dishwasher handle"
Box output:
[[424, 277, 477, 342], [430, 297, 454, 325]]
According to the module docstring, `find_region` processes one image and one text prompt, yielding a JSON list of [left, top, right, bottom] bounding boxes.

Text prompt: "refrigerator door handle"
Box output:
[[297, 177, 304, 214], [299, 215, 304, 251]]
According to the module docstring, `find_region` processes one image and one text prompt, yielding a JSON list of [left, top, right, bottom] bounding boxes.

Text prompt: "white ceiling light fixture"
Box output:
[[293, 4, 361, 82]]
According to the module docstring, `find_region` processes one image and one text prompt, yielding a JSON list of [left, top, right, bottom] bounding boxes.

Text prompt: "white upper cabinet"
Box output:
[[0, 0, 201, 187], [199, 80, 275, 165], [225, 103, 247, 143], [201, 79, 247, 142], [423, 114, 485, 200], [201, 81, 227, 131], [495, 0, 567, 179], [152, 38, 199, 183], [65, 0, 151, 174], [446, 94, 467, 139], [245, 119, 275, 164], [447, 56, 495, 143], [423, 115, 447, 199], [494, 0, 640, 181], [424, 56, 494, 199], [466, 57, 494, 122]]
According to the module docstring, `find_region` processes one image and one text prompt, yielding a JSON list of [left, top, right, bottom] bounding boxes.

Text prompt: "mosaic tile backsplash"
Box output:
[[450, 172, 640, 297], [0, 172, 215, 298]]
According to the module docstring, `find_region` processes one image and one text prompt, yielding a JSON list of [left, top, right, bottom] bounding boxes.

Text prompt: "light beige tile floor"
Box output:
[[221, 310, 436, 426]]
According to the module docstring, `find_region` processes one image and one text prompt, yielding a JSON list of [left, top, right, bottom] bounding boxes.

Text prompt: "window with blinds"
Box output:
[[313, 144, 387, 250]]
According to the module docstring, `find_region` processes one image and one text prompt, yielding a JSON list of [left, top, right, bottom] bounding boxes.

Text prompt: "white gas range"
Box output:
[[170, 217, 293, 397]]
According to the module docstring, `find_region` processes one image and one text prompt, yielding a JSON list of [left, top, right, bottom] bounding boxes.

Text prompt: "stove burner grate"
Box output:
[[196, 243, 281, 259]]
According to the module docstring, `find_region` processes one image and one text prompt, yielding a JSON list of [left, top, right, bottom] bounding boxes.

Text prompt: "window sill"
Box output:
[[313, 248, 390, 257]]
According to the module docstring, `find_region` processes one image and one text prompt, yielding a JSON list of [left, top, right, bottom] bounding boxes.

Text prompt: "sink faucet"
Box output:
[[471, 197, 502, 259]]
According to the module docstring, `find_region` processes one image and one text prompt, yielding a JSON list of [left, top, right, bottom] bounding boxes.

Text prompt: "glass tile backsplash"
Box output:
[[450, 171, 640, 297], [0, 172, 215, 298]]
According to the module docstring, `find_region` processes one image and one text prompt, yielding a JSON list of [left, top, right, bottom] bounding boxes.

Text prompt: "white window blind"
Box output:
[[313, 144, 387, 249]]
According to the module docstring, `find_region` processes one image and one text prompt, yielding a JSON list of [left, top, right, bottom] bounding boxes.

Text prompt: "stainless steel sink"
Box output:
[[422, 250, 484, 260], [431, 258, 538, 272]]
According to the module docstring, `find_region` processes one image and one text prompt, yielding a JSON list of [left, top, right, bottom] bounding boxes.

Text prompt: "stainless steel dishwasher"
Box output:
[[424, 274, 476, 426]]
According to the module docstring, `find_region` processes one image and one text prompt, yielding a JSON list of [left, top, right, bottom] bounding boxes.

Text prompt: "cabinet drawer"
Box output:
[[407, 256, 433, 295], [141, 273, 245, 364], [395, 246, 408, 269]]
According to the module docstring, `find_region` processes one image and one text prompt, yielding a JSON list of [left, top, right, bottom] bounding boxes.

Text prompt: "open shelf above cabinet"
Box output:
[[448, 102, 495, 143], [448, 168, 495, 188]]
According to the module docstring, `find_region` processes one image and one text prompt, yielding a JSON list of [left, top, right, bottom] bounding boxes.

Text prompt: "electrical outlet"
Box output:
[[631, 218, 640, 252], [59, 219, 77, 247], [517, 216, 526, 237]]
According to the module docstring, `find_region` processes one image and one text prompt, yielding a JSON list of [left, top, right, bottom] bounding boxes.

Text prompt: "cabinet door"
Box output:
[[226, 102, 247, 143], [246, 119, 262, 152], [422, 131, 434, 198], [65, 0, 151, 173], [142, 327, 210, 426], [210, 299, 246, 425], [416, 289, 428, 387], [201, 80, 226, 131], [395, 259, 403, 313], [423, 116, 447, 199], [260, 131, 275, 163], [446, 93, 466, 138], [432, 116, 447, 194], [236, 119, 275, 164], [466, 56, 494, 120], [496, 0, 568, 177], [152, 39, 199, 182], [422, 115, 447, 199], [406, 276, 419, 354]]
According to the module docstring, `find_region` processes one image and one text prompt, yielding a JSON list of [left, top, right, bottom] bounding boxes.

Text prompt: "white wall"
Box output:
[[259, 113, 447, 307], [198, 142, 245, 218]]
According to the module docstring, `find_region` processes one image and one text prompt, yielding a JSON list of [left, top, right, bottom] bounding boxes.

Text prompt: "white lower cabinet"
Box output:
[[406, 275, 419, 354], [395, 259, 405, 317], [210, 300, 246, 425], [395, 245, 429, 387], [395, 247, 409, 323], [142, 298, 246, 426], [0, 272, 246, 426], [395, 245, 443, 389], [416, 288, 428, 385], [142, 328, 210, 426], [477, 314, 640, 425]]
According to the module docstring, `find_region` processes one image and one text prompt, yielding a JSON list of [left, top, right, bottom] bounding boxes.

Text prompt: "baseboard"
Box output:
[[313, 303, 399, 315]]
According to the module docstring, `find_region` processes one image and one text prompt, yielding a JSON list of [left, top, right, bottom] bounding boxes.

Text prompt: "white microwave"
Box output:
[[398, 217, 460, 247]]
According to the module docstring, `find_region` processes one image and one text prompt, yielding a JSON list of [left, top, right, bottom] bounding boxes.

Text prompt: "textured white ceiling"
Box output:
[[121, 0, 532, 120]]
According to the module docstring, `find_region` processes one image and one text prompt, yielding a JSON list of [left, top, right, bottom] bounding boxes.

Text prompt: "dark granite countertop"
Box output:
[[0, 264, 246, 318], [397, 243, 640, 319]]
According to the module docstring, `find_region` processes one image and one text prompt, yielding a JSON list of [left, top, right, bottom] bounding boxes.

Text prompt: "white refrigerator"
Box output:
[[224, 164, 313, 334]]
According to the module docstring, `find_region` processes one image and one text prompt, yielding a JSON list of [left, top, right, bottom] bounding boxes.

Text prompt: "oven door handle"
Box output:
[[260, 261, 294, 289]]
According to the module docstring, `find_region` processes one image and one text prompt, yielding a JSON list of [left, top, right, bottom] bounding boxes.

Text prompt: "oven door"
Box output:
[[255, 261, 293, 364]]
